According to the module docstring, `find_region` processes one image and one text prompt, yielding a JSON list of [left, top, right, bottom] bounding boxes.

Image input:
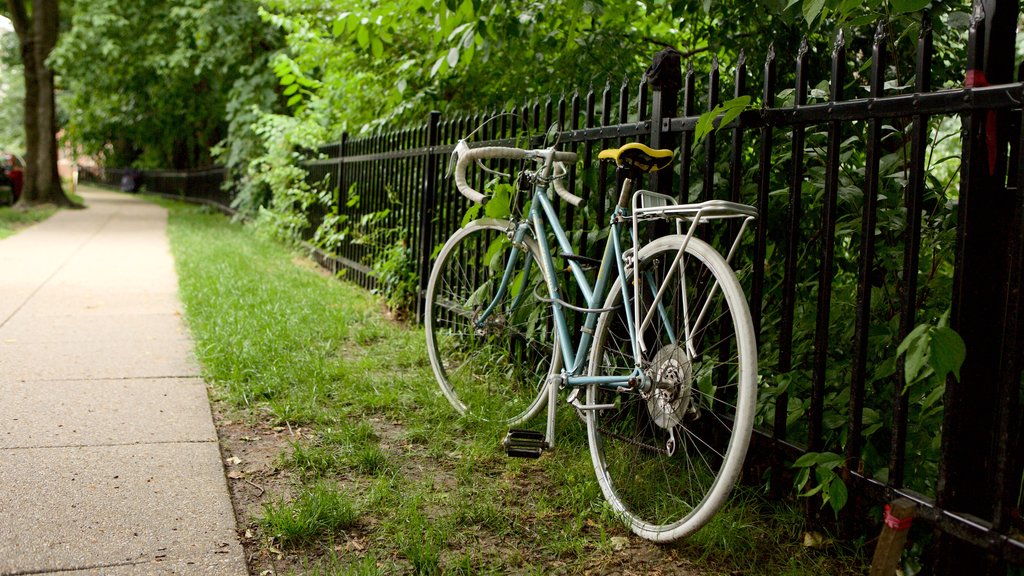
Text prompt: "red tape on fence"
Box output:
[[883, 504, 914, 532]]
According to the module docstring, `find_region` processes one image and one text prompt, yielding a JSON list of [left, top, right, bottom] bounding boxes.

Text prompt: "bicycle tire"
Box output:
[[425, 219, 557, 425], [586, 235, 757, 542]]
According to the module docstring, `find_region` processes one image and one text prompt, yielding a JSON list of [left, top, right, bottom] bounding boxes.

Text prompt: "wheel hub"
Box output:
[[645, 344, 693, 430]]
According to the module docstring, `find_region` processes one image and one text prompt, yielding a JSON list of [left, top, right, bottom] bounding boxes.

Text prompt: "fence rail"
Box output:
[[81, 4, 1024, 573]]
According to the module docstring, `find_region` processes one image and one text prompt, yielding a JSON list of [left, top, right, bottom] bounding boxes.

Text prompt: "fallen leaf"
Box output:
[[610, 536, 629, 551], [227, 470, 244, 479], [802, 531, 826, 548], [225, 456, 242, 466]]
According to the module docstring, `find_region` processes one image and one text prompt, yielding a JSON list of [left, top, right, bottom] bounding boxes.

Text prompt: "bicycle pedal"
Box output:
[[502, 429, 548, 459]]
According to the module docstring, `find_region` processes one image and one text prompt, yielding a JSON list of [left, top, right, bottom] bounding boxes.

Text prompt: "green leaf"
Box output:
[[484, 185, 511, 218], [929, 326, 966, 381], [461, 203, 481, 227], [283, 84, 299, 96], [332, 18, 345, 37], [281, 74, 296, 86], [717, 95, 750, 131], [356, 26, 370, 49], [287, 94, 303, 107], [897, 323, 930, 356], [447, 47, 460, 68], [692, 105, 720, 150], [826, 476, 848, 514], [803, 0, 827, 24], [430, 56, 447, 77], [371, 37, 384, 58], [891, 0, 930, 14], [484, 237, 509, 272]]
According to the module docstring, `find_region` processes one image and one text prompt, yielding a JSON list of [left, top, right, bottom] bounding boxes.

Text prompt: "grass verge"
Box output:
[[164, 199, 868, 575], [0, 204, 58, 239]]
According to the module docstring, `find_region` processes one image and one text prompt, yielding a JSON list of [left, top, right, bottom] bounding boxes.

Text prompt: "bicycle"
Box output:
[[424, 128, 758, 542]]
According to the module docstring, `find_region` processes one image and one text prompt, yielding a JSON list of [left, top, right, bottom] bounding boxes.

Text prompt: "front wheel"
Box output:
[[425, 219, 557, 425], [586, 235, 757, 542]]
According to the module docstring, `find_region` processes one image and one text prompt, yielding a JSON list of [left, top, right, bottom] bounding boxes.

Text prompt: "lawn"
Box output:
[[0, 204, 58, 239], [163, 199, 867, 575]]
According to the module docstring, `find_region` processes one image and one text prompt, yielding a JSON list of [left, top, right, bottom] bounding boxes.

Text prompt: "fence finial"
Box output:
[[833, 28, 846, 57]]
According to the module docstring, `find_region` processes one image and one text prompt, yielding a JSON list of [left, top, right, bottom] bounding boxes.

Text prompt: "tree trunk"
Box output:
[[7, 0, 74, 207]]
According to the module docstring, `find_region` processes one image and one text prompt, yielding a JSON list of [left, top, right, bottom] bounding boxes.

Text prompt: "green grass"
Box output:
[[259, 481, 359, 545], [0, 204, 58, 239], [163, 199, 869, 575]]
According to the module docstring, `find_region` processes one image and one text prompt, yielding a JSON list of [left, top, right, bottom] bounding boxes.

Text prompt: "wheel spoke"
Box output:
[[586, 235, 756, 542], [426, 221, 556, 424]]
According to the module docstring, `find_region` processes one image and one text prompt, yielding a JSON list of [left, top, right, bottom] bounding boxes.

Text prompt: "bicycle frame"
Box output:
[[466, 152, 756, 446]]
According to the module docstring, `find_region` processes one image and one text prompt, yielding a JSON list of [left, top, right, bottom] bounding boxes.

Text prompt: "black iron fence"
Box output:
[[82, 4, 1023, 573]]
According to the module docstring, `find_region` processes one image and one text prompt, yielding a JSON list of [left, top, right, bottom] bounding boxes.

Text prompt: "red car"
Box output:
[[0, 152, 24, 204]]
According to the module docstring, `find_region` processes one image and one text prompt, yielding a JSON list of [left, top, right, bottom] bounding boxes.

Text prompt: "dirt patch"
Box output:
[[211, 399, 718, 575], [212, 407, 306, 574]]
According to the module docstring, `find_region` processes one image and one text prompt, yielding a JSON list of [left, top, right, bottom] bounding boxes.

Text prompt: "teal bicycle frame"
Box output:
[[474, 164, 645, 423]]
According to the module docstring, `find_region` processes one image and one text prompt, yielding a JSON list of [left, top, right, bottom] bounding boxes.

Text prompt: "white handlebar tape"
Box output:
[[454, 143, 578, 205]]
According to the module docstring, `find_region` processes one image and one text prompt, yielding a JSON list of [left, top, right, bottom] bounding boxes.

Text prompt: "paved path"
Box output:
[[0, 189, 247, 575]]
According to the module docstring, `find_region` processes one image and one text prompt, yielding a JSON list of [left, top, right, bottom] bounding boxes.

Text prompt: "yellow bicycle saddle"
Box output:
[[598, 143, 674, 173]]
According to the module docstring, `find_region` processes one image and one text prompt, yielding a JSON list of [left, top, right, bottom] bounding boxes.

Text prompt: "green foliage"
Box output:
[[52, 0, 283, 169], [896, 311, 965, 394], [792, 451, 848, 517], [371, 238, 419, 319], [0, 31, 25, 154], [694, 95, 751, 151]]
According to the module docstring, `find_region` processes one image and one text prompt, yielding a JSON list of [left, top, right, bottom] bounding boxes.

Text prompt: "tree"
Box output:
[[51, 0, 282, 170], [6, 0, 72, 207]]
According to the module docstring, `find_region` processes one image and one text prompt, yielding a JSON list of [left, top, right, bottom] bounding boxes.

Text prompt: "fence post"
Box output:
[[646, 48, 681, 197], [415, 111, 442, 323], [936, 1, 1020, 573]]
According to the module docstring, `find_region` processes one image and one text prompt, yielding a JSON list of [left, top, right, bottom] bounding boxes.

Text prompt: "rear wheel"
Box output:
[[425, 219, 556, 425], [586, 235, 757, 542]]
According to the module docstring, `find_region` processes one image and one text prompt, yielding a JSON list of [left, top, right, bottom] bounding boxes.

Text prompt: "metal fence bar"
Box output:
[[891, 14, 933, 490], [85, 15, 1024, 565], [810, 29, 843, 479], [847, 22, 887, 485]]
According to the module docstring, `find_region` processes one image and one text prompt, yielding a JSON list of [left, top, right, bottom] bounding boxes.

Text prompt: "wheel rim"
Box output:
[[426, 221, 556, 424], [586, 236, 756, 541]]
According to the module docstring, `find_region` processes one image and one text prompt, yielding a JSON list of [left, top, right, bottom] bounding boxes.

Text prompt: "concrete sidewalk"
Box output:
[[0, 189, 246, 575]]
